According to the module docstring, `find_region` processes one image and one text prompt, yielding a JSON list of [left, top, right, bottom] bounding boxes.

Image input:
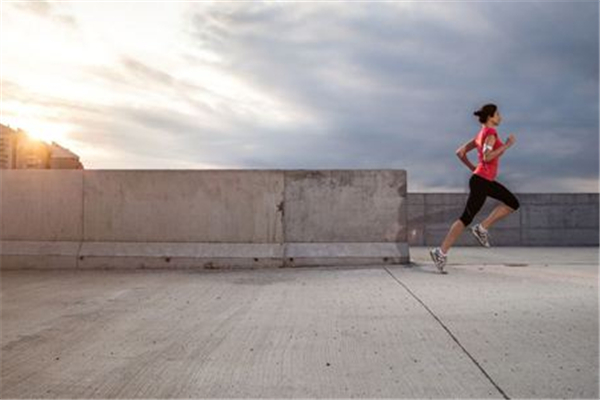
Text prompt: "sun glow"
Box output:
[[24, 126, 66, 144], [6, 118, 70, 145], [1, 98, 70, 143]]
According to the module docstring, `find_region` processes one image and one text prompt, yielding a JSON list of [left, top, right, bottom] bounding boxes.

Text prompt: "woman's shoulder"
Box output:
[[481, 126, 498, 137], [475, 126, 498, 143]]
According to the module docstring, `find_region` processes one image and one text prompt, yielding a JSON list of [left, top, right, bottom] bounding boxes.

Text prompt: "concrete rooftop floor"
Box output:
[[1, 247, 598, 399]]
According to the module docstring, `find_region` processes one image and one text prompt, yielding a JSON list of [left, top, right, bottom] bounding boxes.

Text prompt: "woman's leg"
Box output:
[[480, 180, 520, 230], [480, 204, 514, 230], [440, 219, 466, 254], [441, 175, 487, 254]]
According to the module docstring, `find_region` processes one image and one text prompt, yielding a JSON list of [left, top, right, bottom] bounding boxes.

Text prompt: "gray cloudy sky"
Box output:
[[1, 0, 598, 192]]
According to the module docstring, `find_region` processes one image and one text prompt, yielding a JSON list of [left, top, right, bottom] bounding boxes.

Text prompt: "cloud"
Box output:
[[1, 79, 99, 115], [11, 0, 78, 29], [2, 1, 597, 192], [119, 56, 177, 88], [13, 1, 53, 17], [181, 1, 598, 191]]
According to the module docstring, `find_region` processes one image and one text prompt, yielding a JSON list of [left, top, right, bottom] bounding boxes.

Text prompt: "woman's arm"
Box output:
[[456, 139, 477, 171], [483, 135, 512, 162]]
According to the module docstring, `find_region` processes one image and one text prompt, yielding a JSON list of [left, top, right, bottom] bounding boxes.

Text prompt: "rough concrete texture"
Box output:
[[284, 170, 407, 242], [1, 170, 409, 268], [83, 170, 284, 243], [0, 170, 83, 241], [1, 247, 597, 398], [408, 193, 599, 246]]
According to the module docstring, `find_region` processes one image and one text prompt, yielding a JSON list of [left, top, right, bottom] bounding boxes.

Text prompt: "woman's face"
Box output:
[[489, 110, 502, 125]]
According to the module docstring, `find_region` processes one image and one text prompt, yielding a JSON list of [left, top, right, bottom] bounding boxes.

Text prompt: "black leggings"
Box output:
[[459, 174, 520, 227]]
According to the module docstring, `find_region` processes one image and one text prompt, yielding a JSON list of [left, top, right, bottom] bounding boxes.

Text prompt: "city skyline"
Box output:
[[0, 123, 83, 169], [1, 0, 598, 192]]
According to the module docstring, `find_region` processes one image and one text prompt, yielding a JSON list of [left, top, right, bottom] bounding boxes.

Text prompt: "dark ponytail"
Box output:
[[473, 103, 497, 124]]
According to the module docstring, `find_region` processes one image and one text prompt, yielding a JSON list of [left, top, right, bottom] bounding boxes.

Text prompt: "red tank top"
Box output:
[[473, 126, 503, 181]]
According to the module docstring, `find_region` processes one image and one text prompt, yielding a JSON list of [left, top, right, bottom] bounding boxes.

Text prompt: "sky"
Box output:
[[1, 0, 598, 193]]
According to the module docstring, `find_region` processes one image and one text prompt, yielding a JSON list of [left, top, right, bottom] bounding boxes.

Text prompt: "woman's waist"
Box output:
[[475, 161, 499, 169]]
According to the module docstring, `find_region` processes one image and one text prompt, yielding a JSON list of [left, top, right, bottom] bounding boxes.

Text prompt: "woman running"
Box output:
[[429, 103, 520, 274]]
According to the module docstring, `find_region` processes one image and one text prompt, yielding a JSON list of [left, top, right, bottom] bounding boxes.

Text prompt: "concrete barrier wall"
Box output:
[[408, 193, 599, 246], [1, 170, 83, 241], [83, 170, 284, 243], [2, 170, 597, 270], [1, 170, 409, 269]]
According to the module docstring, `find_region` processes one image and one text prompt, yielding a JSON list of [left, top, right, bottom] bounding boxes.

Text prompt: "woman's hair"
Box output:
[[473, 103, 498, 124]]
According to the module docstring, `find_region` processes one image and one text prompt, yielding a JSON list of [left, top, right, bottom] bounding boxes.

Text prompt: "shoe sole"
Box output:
[[470, 227, 491, 248]]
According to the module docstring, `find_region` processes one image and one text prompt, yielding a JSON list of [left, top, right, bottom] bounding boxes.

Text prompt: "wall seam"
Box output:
[[282, 171, 286, 267], [422, 194, 426, 246], [519, 193, 523, 246], [76, 171, 84, 268]]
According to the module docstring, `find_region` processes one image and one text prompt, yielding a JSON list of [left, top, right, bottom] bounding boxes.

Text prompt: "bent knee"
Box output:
[[505, 199, 520, 212], [459, 215, 473, 226]]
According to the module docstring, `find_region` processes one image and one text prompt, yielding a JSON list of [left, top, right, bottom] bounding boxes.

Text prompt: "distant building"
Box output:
[[0, 123, 83, 169], [49, 142, 83, 169], [15, 134, 51, 169], [0, 124, 18, 169]]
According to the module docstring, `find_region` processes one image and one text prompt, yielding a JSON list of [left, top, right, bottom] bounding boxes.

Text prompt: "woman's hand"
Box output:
[[505, 134, 516, 148]]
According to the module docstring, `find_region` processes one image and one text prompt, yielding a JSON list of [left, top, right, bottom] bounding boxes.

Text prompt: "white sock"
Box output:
[[478, 224, 487, 232], [439, 248, 447, 257]]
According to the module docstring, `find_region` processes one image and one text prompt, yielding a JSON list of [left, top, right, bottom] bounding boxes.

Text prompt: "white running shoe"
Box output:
[[470, 223, 491, 247], [429, 247, 448, 274]]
